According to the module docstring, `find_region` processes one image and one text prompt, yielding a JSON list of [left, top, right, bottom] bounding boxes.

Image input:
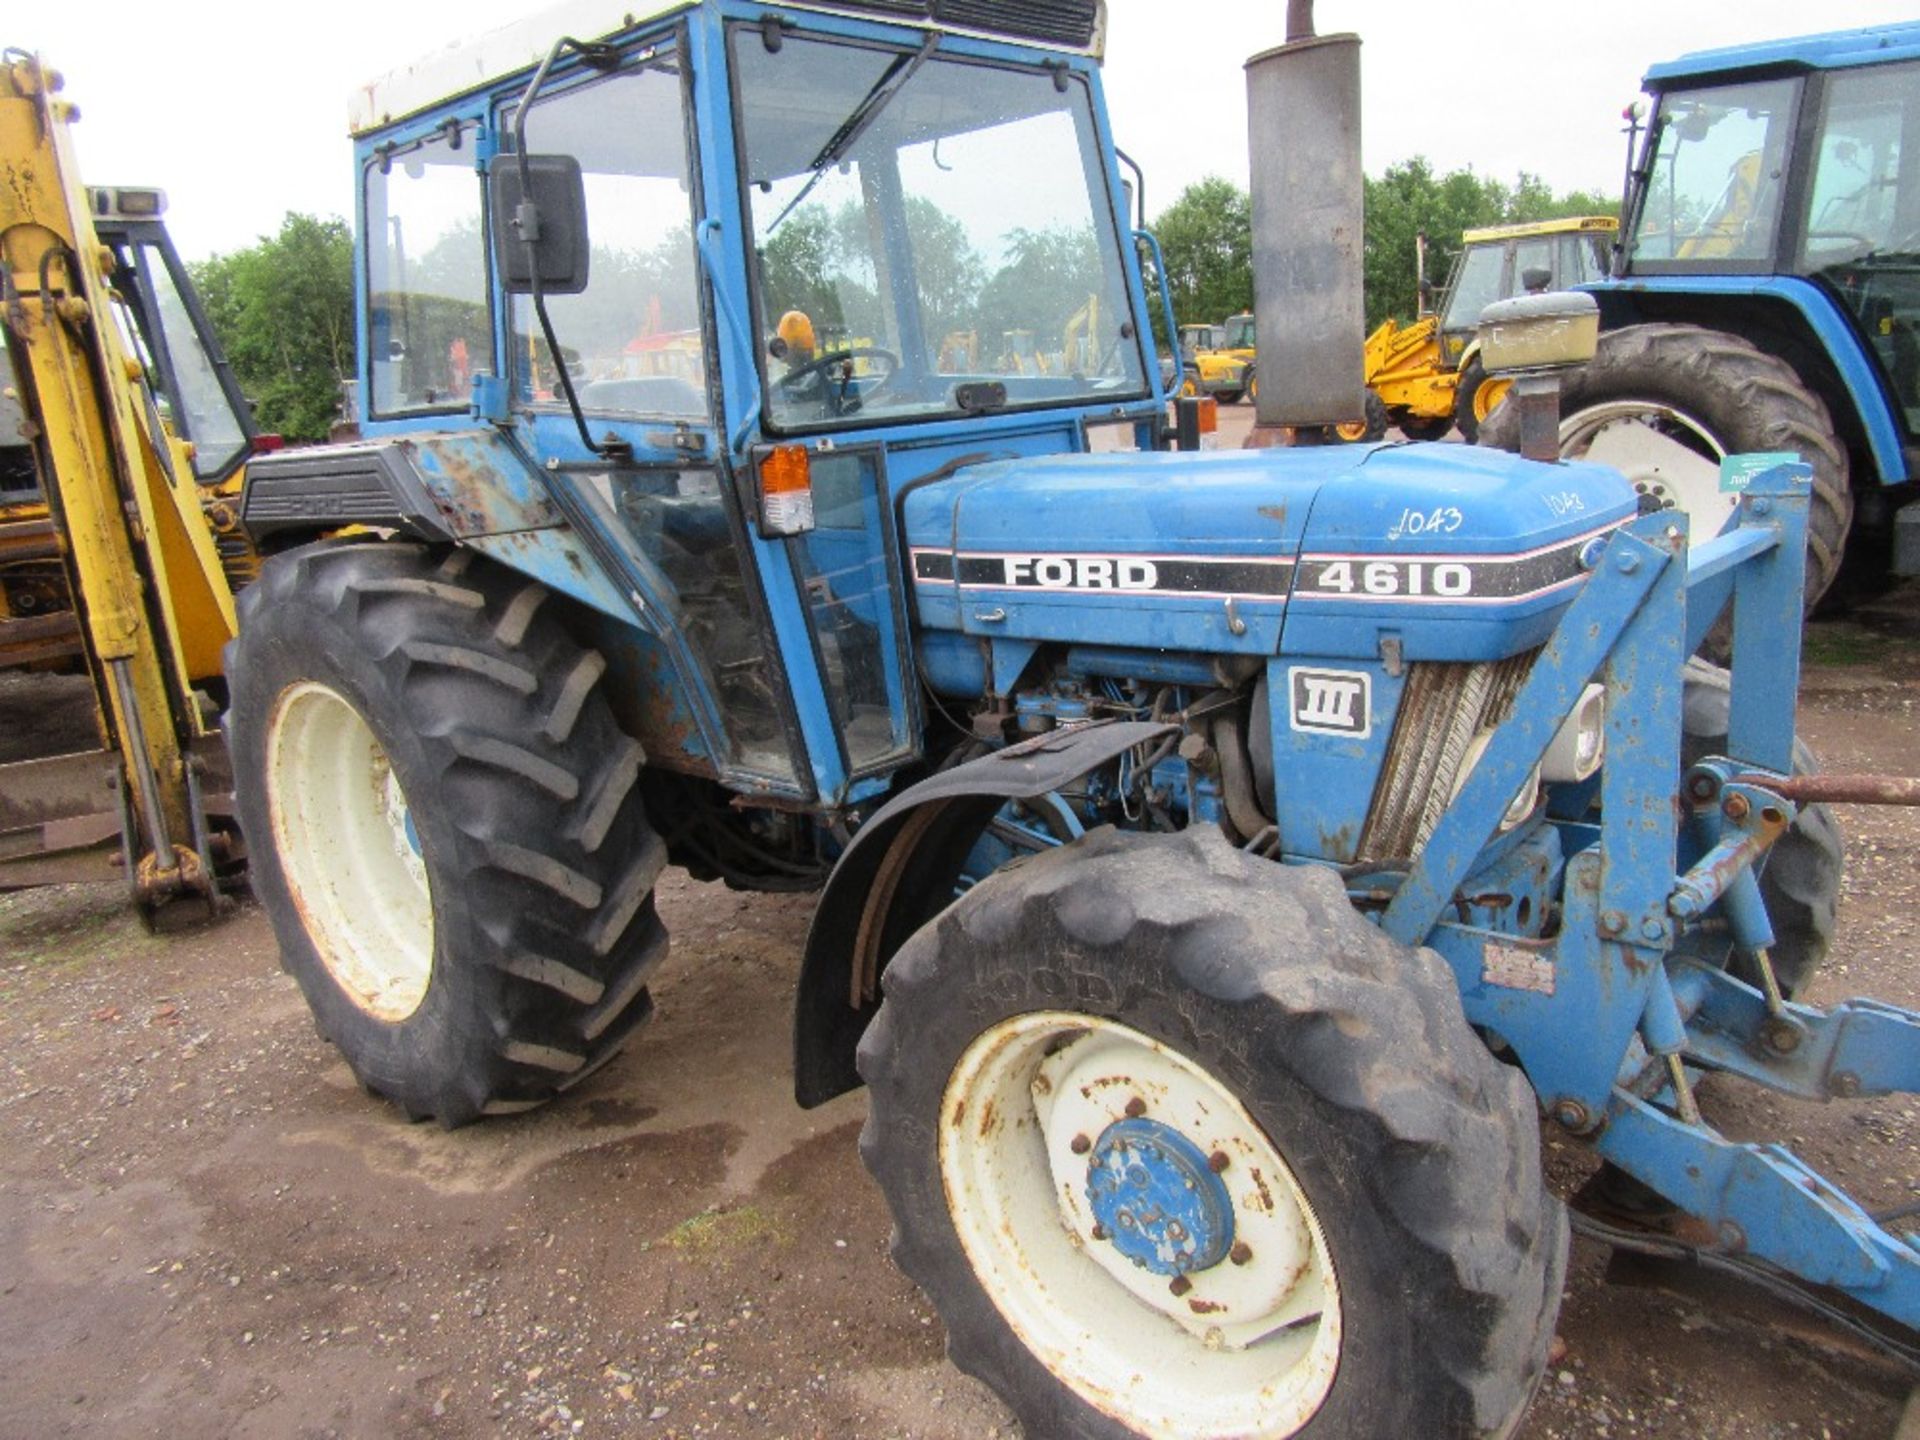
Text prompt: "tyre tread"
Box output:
[[860, 827, 1565, 1439], [227, 539, 667, 1126], [1478, 321, 1853, 612]]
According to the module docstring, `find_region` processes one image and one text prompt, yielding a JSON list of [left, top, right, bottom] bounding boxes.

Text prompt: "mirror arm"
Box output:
[[510, 36, 630, 461]]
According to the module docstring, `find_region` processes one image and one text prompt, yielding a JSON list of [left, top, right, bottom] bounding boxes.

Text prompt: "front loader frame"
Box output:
[[1395, 460, 1919, 1330]]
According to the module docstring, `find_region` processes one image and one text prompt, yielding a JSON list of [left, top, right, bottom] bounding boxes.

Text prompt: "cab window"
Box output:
[[503, 51, 708, 420], [1632, 78, 1798, 264], [363, 128, 491, 416]]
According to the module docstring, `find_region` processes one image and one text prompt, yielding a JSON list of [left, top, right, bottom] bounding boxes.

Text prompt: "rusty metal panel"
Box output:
[[407, 433, 565, 537], [0, 747, 117, 834]]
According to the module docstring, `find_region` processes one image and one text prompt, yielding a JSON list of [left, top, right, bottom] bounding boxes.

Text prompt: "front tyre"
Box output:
[[1681, 659, 1842, 996], [227, 540, 667, 1125], [859, 828, 1565, 1440]]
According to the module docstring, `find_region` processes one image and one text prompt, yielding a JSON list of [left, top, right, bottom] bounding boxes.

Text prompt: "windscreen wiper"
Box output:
[[766, 32, 938, 234]]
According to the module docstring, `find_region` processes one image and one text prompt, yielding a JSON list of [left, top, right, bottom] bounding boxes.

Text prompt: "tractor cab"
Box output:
[[1620, 27, 1920, 438], [1434, 216, 1615, 371], [305, 1, 1159, 808]]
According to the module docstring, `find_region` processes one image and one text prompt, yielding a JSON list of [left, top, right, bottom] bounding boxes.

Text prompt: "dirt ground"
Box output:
[[3, 577, 1919, 1438]]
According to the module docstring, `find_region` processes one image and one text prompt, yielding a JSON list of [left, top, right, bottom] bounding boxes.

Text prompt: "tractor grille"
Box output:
[[1356, 651, 1537, 863]]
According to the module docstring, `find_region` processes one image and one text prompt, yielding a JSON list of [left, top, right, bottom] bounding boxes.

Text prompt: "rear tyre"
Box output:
[[226, 540, 667, 1125], [1477, 322, 1852, 616], [1680, 659, 1842, 997], [859, 827, 1566, 1440]]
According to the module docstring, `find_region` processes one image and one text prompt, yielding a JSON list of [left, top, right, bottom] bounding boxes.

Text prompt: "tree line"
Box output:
[[1153, 160, 1615, 336], [187, 156, 1612, 441]]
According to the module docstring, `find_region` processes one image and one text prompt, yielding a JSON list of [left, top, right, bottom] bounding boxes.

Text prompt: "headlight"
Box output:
[[1452, 733, 1542, 833], [1542, 684, 1605, 783]]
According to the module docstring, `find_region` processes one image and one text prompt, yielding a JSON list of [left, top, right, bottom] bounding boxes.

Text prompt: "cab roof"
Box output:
[[1461, 215, 1616, 246], [1644, 21, 1920, 90], [349, 0, 1107, 137]]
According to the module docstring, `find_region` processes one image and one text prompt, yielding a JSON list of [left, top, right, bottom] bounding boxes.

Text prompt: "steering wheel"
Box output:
[[776, 346, 900, 413]]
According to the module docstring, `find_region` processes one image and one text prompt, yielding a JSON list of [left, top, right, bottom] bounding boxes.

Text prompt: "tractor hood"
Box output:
[[905, 442, 1637, 662]]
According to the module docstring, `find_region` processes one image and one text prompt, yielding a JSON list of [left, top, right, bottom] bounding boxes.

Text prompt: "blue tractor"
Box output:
[[1490, 22, 1920, 616], [223, 4, 1919, 1435]]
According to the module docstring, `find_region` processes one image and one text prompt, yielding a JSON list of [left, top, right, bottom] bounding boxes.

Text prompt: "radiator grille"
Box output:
[[1357, 651, 1537, 863]]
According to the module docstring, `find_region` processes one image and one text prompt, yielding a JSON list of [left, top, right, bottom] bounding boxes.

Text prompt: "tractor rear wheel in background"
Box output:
[[1478, 322, 1852, 617], [1452, 356, 1508, 444], [859, 827, 1566, 1440], [225, 540, 667, 1126]]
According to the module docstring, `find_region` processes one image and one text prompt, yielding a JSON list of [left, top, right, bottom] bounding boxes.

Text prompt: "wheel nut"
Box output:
[[1229, 1242, 1253, 1266], [1090, 1222, 1108, 1241], [1168, 1275, 1193, 1297], [1208, 1149, 1230, 1173], [1124, 1096, 1147, 1118], [1070, 1133, 1091, 1155]]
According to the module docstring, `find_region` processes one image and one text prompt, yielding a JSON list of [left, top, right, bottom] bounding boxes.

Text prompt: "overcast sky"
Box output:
[[17, 1, 1918, 260]]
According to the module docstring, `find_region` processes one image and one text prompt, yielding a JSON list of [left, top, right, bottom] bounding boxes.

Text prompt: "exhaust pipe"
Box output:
[[1245, 11, 1365, 441]]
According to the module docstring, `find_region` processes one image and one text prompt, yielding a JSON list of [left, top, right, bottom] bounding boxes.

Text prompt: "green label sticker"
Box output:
[[1718, 451, 1800, 494]]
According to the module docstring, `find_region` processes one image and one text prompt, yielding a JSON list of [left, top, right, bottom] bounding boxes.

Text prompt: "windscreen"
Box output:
[[732, 30, 1147, 432], [1629, 77, 1798, 264], [1440, 243, 1505, 336]]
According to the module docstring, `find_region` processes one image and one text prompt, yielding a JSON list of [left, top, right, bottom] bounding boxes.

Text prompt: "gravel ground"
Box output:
[[1, 578, 1916, 1439]]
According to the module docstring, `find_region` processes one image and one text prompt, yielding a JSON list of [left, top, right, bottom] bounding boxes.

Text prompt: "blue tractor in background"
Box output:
[[222, 3, 1919, 1435], [1491, 22, 1920, 617]]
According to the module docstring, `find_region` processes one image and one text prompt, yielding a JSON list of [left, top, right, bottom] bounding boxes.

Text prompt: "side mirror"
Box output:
[[488, 154, 590, 295]]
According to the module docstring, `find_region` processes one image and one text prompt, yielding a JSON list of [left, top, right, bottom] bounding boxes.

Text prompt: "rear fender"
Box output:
[[792, 719, 1176, 1107], [1585, 276, 1911, 486]]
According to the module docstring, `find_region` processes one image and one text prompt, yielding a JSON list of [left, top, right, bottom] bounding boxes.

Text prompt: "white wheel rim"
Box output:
[[1559, 399, 1736, 544], [940, 1013, 1342, 1438], [266, 681, 434, 1022]]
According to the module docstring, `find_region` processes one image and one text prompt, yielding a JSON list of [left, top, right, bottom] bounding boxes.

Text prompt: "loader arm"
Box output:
[[0, 52, 235, 910]]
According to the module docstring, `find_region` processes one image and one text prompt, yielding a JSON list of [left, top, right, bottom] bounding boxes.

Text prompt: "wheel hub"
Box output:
[[1085, 1117, 1234, 1276], [937, 1013, 1343, 1436], [1560, 401, 1734, 542], [267, 681, 435, 1023]]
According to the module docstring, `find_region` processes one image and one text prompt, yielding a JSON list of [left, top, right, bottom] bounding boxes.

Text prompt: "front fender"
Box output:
[[792, 719, 1176, 1107]]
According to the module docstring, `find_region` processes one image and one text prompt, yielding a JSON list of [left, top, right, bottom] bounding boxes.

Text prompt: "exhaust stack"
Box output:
[[1245, 19, 1365, 436]]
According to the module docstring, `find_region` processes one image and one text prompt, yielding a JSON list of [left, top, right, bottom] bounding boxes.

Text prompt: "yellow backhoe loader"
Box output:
[[1, 52, 258, 917], [1360, 215, 1616, 442]]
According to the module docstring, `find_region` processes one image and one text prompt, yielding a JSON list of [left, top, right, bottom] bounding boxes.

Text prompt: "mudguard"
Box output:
[[792, 718, 1176, 1107]]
